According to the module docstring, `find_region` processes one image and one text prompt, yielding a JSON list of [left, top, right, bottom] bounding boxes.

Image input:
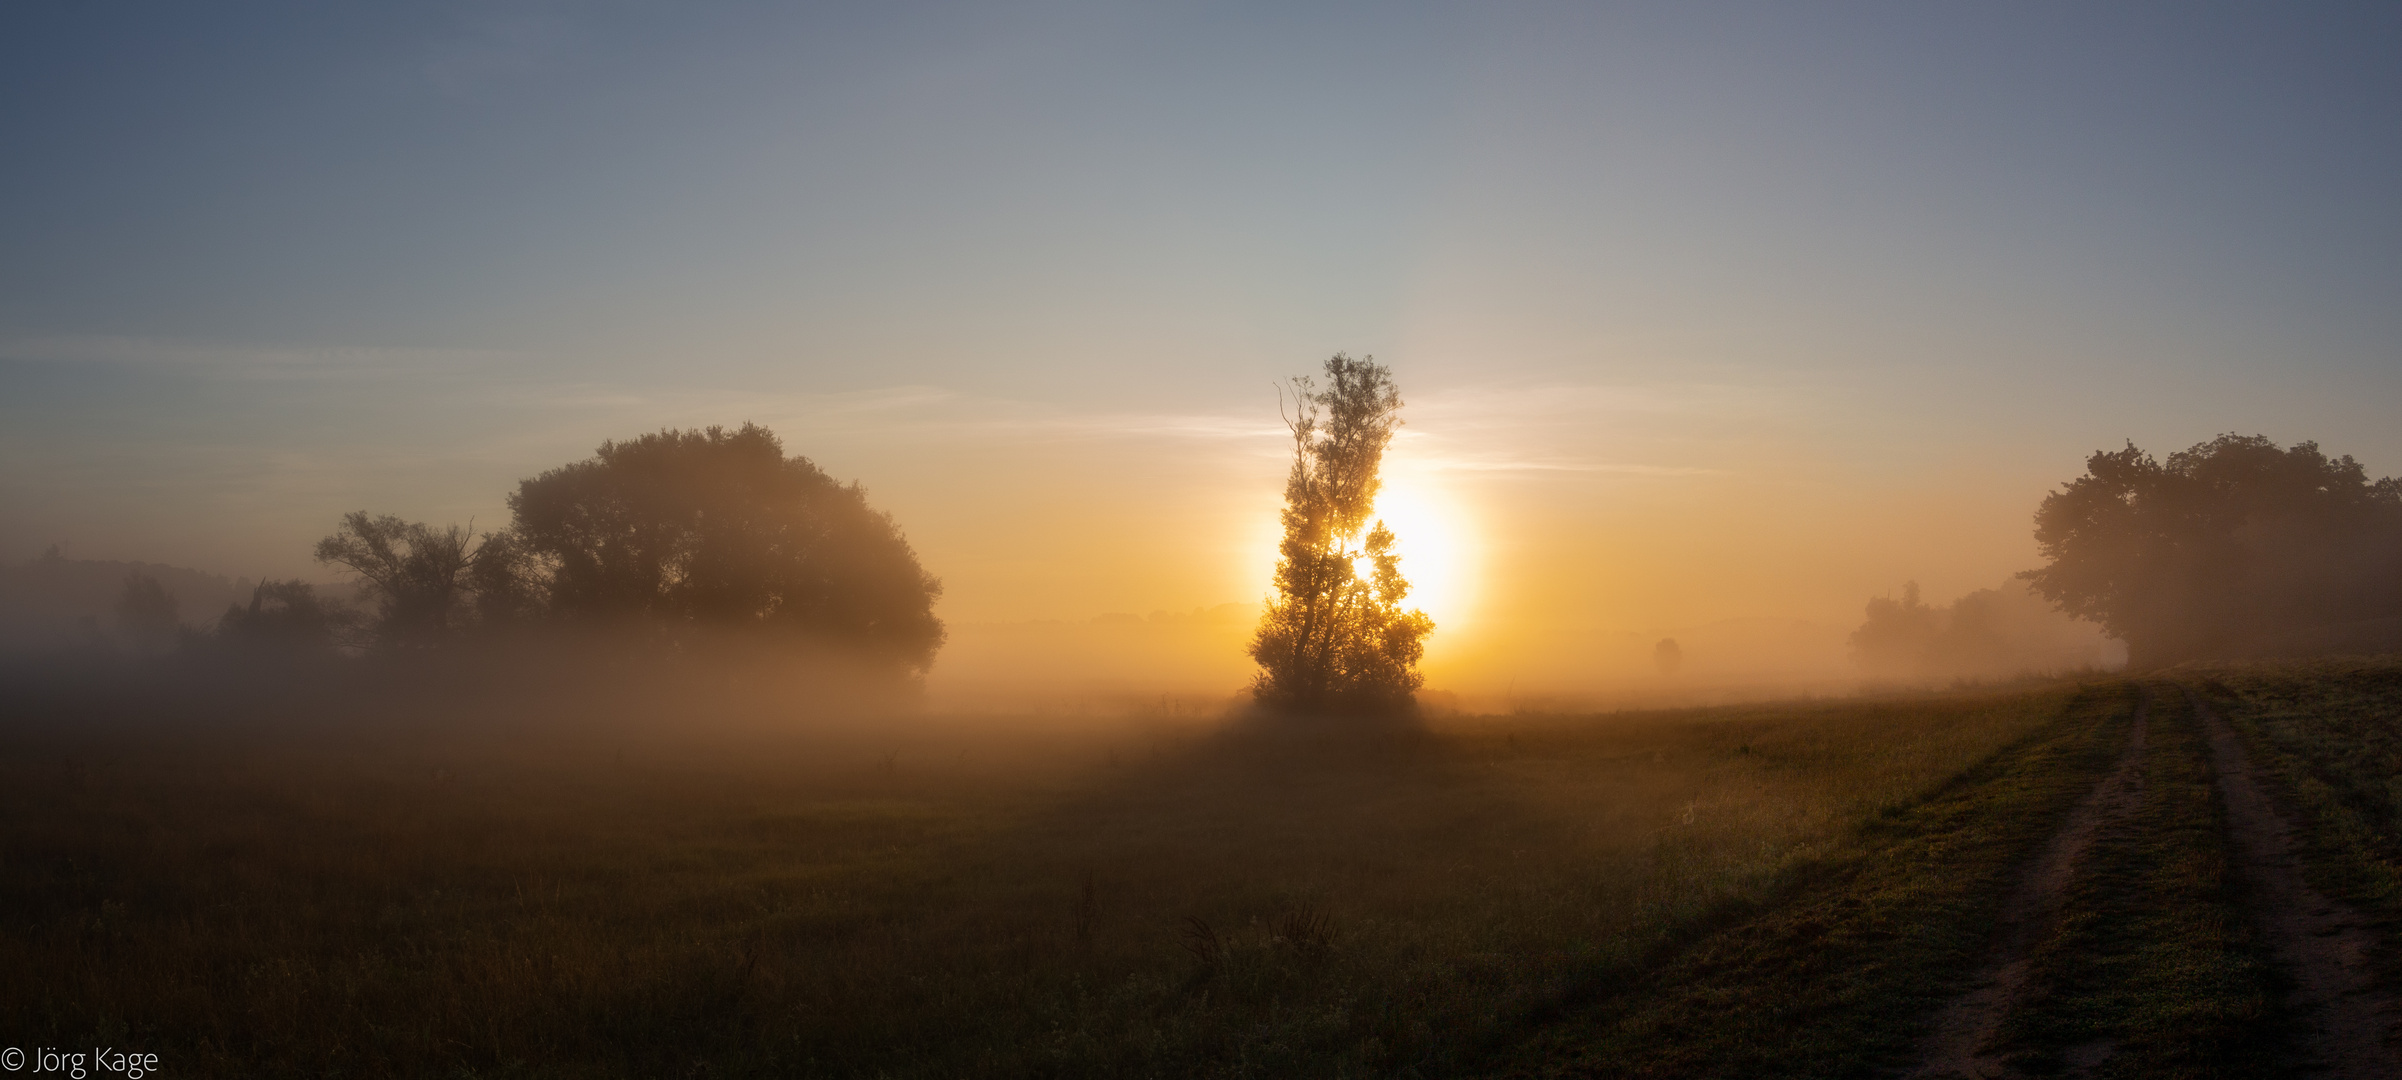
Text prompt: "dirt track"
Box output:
[[2189, 687, 2402, 1078], [1907, 690, 2152, 1079]]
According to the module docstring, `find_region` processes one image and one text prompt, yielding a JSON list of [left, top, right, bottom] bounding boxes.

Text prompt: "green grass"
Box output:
[[1485, 681, 2140, 1078], [1998, 685, 2290, 1079], [1, 679, 2100, 1078], [2198, 657, 2402, 994]]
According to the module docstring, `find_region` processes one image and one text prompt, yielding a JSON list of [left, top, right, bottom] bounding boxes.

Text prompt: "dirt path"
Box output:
[[2189, 687, 2402, 1078], [1907, 690, 2152, 1079]]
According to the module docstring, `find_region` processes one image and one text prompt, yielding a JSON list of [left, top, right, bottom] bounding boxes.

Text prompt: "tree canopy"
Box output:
[[315, 512, 487, 647], [2023, 434, 2402, 667], [500, 423, 945, 671], [1250, 355, 1434, 715]]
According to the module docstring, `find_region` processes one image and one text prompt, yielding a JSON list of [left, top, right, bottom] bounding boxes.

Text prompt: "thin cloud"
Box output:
[[1409, 455, 1725, 477], [2, 336, 520, 379], [1405, 380, 1807, 426]]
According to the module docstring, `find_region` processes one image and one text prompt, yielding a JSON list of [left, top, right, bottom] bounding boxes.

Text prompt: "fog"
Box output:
[[1850, 579, 2125, 683], [0, 546, 2133, 725]]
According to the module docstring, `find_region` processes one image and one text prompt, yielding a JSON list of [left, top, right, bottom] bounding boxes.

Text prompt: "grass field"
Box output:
[[6, 660, 2401, 1078], [2203, 659, 2402, 934]]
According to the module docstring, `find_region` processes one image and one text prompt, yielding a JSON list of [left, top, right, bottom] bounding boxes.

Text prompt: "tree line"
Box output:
[[203, 423, 945, 674], [1859, 433, 2402, 674], [2024, 434, 2402, 668], [52, 358, 1447, 718], [94, 377, 2399, 703]]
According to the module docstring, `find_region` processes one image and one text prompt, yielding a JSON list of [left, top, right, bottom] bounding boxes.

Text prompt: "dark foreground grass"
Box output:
[[1999, 685, 2291, 1079], [0, 675, 2099, 1078], [1485, 681, 2141, 1079], [2200, 657, 2402, 996]]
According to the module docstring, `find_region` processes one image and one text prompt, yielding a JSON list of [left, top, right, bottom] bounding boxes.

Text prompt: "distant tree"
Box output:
[[503, 423, 944, 670], [1653, 637, 1684, 675], [115, 572, 181, 652], [217, 580, 342, 651], [1250, 355, 1434, 715], [2023, 434, 2402, 668], [1851, 579, 2115, 679], [314, 512, 487, 646], [1849, 581, 1942, 674]]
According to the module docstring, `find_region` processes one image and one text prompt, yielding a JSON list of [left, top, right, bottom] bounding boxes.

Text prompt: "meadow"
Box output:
[[5, 661, 2397, 1078]]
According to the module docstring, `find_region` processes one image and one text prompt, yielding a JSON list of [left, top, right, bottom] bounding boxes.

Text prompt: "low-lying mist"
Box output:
[[1850, 578, 2125, 683], [2, 544, 2128, 726]]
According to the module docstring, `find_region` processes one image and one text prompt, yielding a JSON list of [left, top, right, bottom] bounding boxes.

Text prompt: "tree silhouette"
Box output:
[[1849, 581, 1941, 674], [216, 580, 342, 652], [1850, 579, 2111, 678], [1250, 355, 1434, 715], [315, 512, 488, 646], [1653, 637, 1684, 675], [502, 423, 945, 671], [2024, 434, 2402, 667]]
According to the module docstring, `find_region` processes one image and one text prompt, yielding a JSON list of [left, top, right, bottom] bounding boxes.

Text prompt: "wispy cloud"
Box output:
[[1, 337, 1756, 485], [1402, 453, 1725, 477], [1, 336, 520, 380], [1367, 380, 1802, 480], [957, 409, 1287, 444], [1404, 379, 1807, 427]]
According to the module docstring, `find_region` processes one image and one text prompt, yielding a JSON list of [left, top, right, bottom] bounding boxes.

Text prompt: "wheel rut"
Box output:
[[2189, 686, 2402, 1079], [1906, 689, 2152, 1079]]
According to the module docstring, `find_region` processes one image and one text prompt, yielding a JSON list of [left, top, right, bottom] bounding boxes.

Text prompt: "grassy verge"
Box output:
[[1485, 680, 2139, 1079], [1998, 685, 2291, 1079], [2, 681, 2097, 1078]]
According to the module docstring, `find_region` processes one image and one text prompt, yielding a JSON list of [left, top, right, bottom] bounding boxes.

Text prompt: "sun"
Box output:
[[1359, 468, 1473, 632]]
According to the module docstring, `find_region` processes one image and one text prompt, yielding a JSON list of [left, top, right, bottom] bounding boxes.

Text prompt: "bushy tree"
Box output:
[[1653, 637, 1684, 675], [1250, 355, 1434, 715], [2024, 434, 2402, 667], [503, 423, 945, 671], [315, 512, 488, 646], [1849, 582, 1943, 673]]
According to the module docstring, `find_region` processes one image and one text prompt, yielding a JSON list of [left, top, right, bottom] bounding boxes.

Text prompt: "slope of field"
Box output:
[[1490, 682, 2141, 1078], [13, 660, 2401, 1078], [1499, 661, 2402, 1080]]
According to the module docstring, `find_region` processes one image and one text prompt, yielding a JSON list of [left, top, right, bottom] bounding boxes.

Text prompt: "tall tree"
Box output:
[[2024, 434, 2402, 667], [503, 423, 945, 670], [1250, 354, 1434, 715]]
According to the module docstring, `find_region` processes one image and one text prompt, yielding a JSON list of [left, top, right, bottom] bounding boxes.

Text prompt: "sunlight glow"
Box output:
[[1241, 452, 1479, 643], [1362, 469, 1474, 633]]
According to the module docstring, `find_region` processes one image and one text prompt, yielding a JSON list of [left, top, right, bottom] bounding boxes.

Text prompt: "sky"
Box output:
[[3, 2, 2399, 694]]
